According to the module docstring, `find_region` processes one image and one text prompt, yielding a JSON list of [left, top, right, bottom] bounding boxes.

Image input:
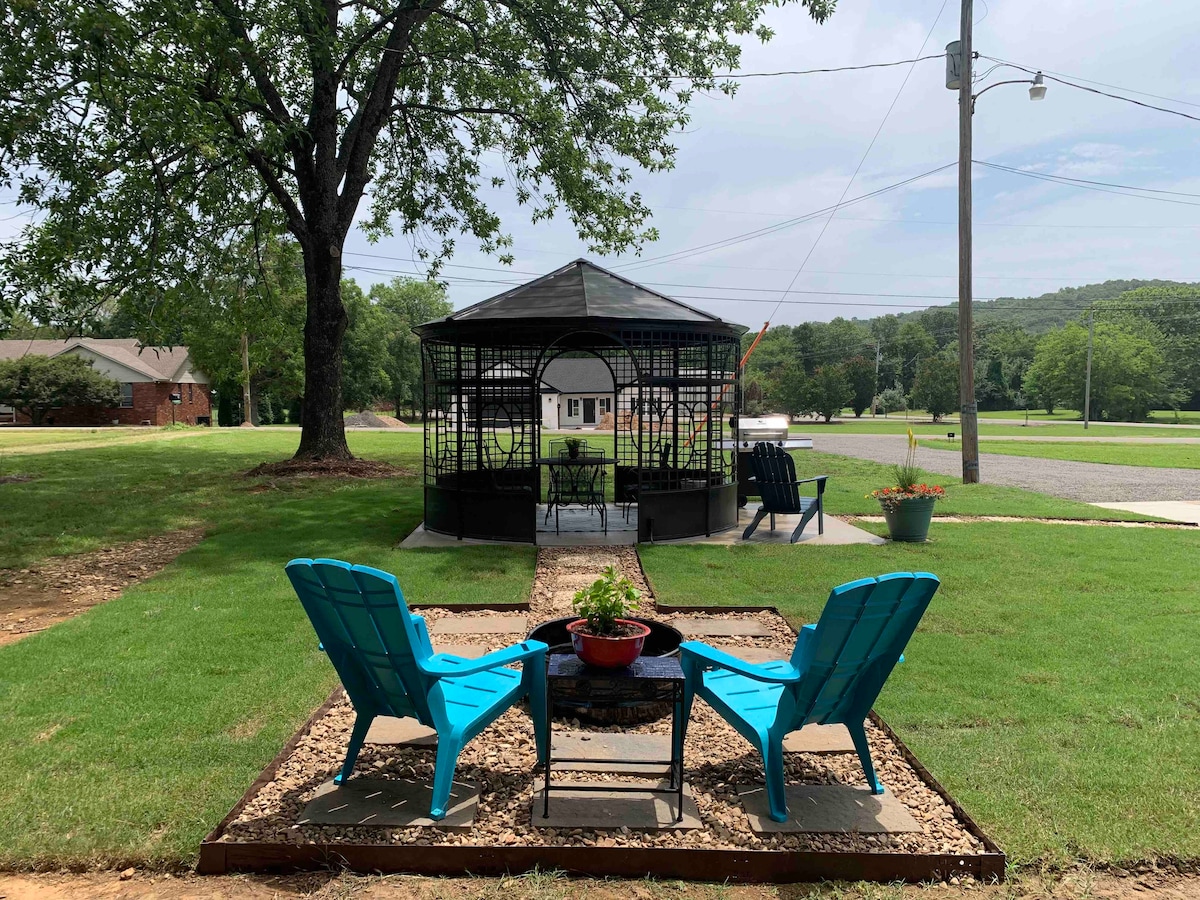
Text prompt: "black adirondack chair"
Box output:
[[742, 442, 828, 543]]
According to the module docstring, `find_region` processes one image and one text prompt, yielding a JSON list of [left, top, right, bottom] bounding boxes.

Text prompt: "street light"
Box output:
[[946, 17, 1047, 485]]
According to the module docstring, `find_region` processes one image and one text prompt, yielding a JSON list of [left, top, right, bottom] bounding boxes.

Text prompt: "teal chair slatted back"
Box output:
[[751, 443, 801, 512], [286, 558, 430, 724], [787, 572, 939, 728]]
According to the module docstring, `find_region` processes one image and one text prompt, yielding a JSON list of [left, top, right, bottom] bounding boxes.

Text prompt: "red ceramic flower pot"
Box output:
[[566, 618, 650, 669]]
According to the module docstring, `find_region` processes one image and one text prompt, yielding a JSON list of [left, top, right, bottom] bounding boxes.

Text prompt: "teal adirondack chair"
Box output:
[[678, 572, 940, 822], [285, 558, 548, 820]]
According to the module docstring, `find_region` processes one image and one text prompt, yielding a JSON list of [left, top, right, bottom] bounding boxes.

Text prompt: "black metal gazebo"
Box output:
[[415, 259, 745, 543]]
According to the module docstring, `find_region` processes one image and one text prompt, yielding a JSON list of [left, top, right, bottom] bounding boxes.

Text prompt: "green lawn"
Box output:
[[791, 419, 1200, 438], [923, 439, 1200, 469], [0, 429, 1189, 868], [640, 523, 1200, 866], [0, 430, 534, 866]]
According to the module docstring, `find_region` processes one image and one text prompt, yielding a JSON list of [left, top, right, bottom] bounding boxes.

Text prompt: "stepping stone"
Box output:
[[737, 784, 921, 834], [554, 554, 621, 570], [365, 716, 437, 746], [715, 644, 790, 664], [431, 615, 528, 635], [552, 732, 672, 776], [782, 723, 856, 755], [670, 617, 774, 638], [532, 781, 701, 831], [433, 644, 489, 660], [300, 777, 478, 830]]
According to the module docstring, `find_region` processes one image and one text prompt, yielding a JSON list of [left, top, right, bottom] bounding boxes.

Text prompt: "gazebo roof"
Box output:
[[420, 259, 737, 328]]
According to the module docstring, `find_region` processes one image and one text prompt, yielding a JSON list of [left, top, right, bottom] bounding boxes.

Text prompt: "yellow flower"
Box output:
[[907, 428, 917, 451]]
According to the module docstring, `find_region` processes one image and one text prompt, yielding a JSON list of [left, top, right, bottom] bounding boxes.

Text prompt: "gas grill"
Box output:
[[718, 416, 814, 506]]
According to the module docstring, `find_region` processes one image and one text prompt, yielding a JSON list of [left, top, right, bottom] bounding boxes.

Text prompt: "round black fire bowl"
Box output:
[[527, 616, 684, 726]]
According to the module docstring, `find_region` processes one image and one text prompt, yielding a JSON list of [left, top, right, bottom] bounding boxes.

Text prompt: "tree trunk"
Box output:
[[295, 243, 352, 461]]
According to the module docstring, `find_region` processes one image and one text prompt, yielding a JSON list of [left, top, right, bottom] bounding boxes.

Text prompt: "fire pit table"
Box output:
[[541, 653, 685, 822]]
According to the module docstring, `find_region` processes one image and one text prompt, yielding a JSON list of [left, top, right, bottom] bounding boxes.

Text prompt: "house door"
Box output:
[[582, 398, 597, 425]]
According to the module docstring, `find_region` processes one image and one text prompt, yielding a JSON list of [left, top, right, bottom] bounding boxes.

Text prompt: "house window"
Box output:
[[567, 398, 580, 418], [188, 384, 193, 402], [120, 384, 134, 408], [598, 398, 611, 414]]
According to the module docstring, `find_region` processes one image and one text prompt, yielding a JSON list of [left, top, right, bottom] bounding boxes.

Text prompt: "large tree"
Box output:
[[909, 353, 958, 423], [0, 0, 834, 462]]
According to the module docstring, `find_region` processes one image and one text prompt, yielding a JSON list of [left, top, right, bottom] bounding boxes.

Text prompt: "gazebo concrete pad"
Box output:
[[300, 778, 478, 830], [670, 617, 774, 637], [737, 784, 921, 834], [714, 644, 789, 663], [552, 732, 672, 776], [532, 782, 701, 831], [783, 724, 856, 754], [431, 616, 528, 635]]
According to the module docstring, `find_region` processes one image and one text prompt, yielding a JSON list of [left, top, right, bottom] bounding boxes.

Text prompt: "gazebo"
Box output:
[[415, 260, 746, 543]]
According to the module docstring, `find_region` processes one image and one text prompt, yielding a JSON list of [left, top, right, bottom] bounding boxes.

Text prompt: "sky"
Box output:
[[343, 0, 1200, 329], [4, 0, 1199, 332]]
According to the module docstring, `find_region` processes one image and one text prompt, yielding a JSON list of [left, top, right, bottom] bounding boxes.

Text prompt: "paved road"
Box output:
[[813, 434, 1200, 503]]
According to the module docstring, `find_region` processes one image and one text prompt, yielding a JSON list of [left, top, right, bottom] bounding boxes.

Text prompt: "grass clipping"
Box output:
[[245, 458, 411, 479]]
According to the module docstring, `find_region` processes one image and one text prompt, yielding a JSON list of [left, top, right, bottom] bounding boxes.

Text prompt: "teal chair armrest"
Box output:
[[417, 640, 548, 678], [680, 641, 802, 684], [411, 615, 434, 657]]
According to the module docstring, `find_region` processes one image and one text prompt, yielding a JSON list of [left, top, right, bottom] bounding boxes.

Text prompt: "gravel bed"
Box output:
[[814, 433, 1200, 503], [221, 547, 985, 856]]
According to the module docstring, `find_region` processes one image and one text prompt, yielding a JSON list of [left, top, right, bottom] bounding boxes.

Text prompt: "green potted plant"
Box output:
[[869, 428, 945, 542], [563, 436, 582, 459], [566, 566, 650, 668]]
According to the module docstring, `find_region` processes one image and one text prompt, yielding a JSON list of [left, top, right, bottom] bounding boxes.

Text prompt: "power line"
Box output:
[[612, 162, 956, 272], [765, 0, 951, 321], [684, 54, 946, 80], [976, 160, 1200, 208]]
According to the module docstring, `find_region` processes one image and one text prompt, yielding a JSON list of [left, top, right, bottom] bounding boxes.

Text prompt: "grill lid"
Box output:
[[734, 416, 790, 442]]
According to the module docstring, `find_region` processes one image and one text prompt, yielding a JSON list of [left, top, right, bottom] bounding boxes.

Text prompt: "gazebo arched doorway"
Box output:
[[416, 259, 744, 543]]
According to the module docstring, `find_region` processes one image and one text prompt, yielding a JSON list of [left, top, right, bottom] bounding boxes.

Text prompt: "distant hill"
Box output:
[[875, 279, 1197, 334]]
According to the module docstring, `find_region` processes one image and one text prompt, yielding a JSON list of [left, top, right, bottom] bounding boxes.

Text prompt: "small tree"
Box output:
[[842, 356, 877, 417], [910, 355, 959, 423], [0, 355, 121, 425], [877, 383, 908, 417], [799, 365, 852, 423]]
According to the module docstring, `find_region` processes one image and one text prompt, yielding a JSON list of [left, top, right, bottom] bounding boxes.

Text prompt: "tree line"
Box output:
[[742, 283, 1200, 423]]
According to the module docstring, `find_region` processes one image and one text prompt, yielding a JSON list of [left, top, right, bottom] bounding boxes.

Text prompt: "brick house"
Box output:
[[0, 339, 212, 426]]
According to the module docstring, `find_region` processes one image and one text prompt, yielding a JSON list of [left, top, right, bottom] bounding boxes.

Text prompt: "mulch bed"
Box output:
[[214, 547, 991, 866], [0, 528, 205, 646], [244, 458, 412, 479]]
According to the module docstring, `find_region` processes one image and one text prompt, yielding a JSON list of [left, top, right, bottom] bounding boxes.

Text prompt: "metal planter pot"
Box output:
[[881, 497, 937, 542]]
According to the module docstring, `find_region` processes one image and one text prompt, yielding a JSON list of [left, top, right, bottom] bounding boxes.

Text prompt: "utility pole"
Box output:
[[872, 341, 881, 417], [956, 0, 980, 483], [1083, 307, 1094, 429]]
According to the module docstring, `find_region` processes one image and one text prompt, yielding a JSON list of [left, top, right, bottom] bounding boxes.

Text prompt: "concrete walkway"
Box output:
[[813, 433, 1200, 503]]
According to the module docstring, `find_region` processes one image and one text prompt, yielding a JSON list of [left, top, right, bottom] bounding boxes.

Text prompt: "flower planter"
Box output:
[[567, 618, 651, 668], [881, 496, 937, 542]]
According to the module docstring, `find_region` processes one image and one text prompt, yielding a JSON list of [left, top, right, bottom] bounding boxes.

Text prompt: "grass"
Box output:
[[790, 419, 1200, 438], [0, 430, 534, 866], [0, 428, 1186, 868], [639, 522, 1200, 865], [923, 440, 1200, 470]]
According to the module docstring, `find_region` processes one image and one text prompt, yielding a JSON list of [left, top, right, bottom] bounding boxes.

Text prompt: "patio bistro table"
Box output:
[[542, 653, 685, 821], [536, 455, 616, 535]]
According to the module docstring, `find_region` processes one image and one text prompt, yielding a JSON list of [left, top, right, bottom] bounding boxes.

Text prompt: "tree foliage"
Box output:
[[0, 355, 121, 425], [1026, 319, 1166, 422], [910, 354, 958, 423], [0, 0, 835, 461], [368, 277, 451, 417], [798, 364, 851, 422], [842, 355, 876, 417]]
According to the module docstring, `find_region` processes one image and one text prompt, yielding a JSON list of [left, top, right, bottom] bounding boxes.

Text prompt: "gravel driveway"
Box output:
[[813, 434, 1200, 502]]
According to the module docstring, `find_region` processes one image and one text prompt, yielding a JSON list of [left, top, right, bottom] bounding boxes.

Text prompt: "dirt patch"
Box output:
[[374, 414, 409, 428], [344, 411, 391, 428], [0, 528, 204, 646], [244, 458, 411, 479], [0, 474, 38, 484]]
